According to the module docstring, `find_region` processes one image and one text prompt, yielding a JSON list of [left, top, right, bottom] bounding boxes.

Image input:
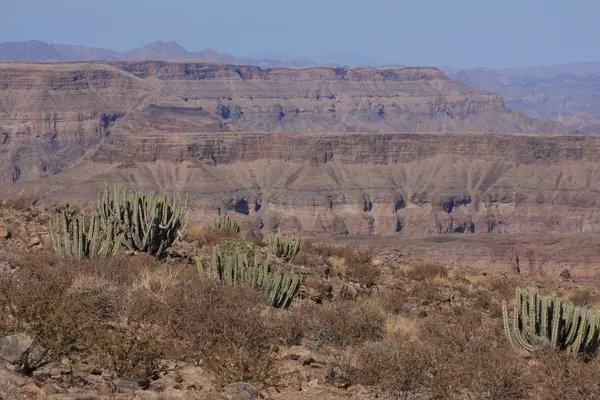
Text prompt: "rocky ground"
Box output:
[[2, 204, 600, 399]]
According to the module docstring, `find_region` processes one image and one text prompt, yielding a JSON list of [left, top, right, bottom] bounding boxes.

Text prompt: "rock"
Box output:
[[0, 333, 33, 363], [113, 378, 143, 394], [19, 382, 45, 399], [306, 379, 319, 389], [223, 382, 260, 399], [338, 283, 358, 301], [372, 258, 382, 267], [276, 345, 312, 361], [0, 226, 9, 239], [298, 277, 332, 303], [27, 235, 42, 248], [42, 383, 62, 395], [260, 387, 279, 398]]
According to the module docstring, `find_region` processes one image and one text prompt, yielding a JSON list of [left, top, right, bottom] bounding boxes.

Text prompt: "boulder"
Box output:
[[0, 333, 33, 364], [223, 382, 260, 400]]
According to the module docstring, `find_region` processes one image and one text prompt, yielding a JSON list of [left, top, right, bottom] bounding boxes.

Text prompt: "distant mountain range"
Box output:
[[1, 39, 599, 132], [442, 65, 600, 130], [0, 40, 378, 68]]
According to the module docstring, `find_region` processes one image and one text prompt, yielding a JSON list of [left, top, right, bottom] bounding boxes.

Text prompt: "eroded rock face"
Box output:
[[0, 60, 569, 186], [0, 62, 152, 185], [0, 60, 583, 239], [7, 132, 600, 240], [108, 61, 565, 135]]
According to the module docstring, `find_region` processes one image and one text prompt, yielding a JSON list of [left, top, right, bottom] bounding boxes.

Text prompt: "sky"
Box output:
[[2, 0, 599, 68]]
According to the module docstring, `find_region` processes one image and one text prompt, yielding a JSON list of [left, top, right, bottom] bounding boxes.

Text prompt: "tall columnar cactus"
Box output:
[[49, 208, 122, 259], [267, 229, 302, 262], [214, 215, 241, 233], [98, 184, 188, 257], [502, 286, 600, 356], [197, 245, 302, 308]]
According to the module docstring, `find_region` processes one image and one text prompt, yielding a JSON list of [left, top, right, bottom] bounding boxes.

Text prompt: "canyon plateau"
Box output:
[[1, 60, 599, 277]]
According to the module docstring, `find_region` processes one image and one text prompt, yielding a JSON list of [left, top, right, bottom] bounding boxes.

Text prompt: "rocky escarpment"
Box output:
[[109, 60, 566, 135], [0, 62, 153, 186], [0, 60, 567, 188], [9, 132, 600, 240]]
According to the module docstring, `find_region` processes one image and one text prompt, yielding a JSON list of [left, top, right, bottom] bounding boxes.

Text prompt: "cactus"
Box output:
[[502, 286, 600, 356], [267, 229, 302, 262], [197, 245, 302, 308], [97, 184, 187, 258], [214, 215, 241, 233], [49, 207, 122, 259]]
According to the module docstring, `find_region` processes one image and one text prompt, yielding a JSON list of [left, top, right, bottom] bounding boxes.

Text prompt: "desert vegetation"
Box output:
[[1, 190, 600, 399]]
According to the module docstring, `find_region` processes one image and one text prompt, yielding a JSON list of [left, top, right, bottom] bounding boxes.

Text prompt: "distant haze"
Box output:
[[3, 0, 599, 68]]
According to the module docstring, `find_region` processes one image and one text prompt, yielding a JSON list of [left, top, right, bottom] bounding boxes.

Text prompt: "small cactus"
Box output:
[[197, 245, 302, 308], [49, 207, 122, 259], [214, 215, 241, 233], [502, 286, 600, 356], [267, 229, 302, 262]]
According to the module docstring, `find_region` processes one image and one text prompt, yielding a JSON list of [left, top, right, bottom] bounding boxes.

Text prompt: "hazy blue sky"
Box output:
[[3, 0, 598, 68]]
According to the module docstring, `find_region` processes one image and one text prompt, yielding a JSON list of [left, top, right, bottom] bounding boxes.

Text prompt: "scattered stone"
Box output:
[[276, 345, 311, 361], [0, 333, 33, 364], [223, 382, 259, 399], [27, 235, 42, 248], [299, 277, 332, 303], [338, 283, 358, 300], [306, 379, 319, 389]]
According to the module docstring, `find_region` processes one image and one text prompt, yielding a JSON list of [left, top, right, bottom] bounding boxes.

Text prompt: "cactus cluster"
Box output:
[[197, 245, 302, 308], [214, 215, 241, 233], [98, 184, 187, 257], [49, 207, 122, 259], [267, 229, 302, 262], [502, 286, 600, 356]]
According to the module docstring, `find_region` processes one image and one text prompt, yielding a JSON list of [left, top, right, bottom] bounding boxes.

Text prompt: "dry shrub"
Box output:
[[148, 278, 280, 387], [562, 289, 593, 306], [385, 315, 420, 340], [378, 287, 412, 316], [488, 276, 517, 299], [1, 197, 34, 211], [303, 299, 385, 347], [326, 246, 378, 286], [350, 339, 433, 398], [465, 273, 490, 286], [134, 265, 182, 300], [92, 320, 171, 380], [405, 261, 447, 281], [262, 307, 305, 347], [468, 345, 531, 400], [292, 240, 328, 268], [184, 223, 205, 240], [0, 258, 110, 375], [528, 350, 600, 399], [191, 225, 238, 248], [472, 288, 502, 316]]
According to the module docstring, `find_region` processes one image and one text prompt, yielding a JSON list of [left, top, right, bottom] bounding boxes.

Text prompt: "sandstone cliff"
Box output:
[[109, 60, 565, 135], [8, 132, 600, 242], [0, 60, 567, 188], [0, 60, 581, 240]]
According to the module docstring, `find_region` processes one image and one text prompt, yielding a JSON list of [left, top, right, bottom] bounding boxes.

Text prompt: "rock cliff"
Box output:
[[0, 60, 582, 241], [9, 132, 600, 241]]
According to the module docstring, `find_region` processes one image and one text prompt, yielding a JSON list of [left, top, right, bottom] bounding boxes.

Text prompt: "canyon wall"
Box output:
[[8, 132, 600, 240], [0, 60, 587, 240]]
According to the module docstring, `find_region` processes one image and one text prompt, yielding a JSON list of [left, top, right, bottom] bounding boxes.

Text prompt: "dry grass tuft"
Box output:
[[385, 315, 420, 340], [184, 223, 205, 240]]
